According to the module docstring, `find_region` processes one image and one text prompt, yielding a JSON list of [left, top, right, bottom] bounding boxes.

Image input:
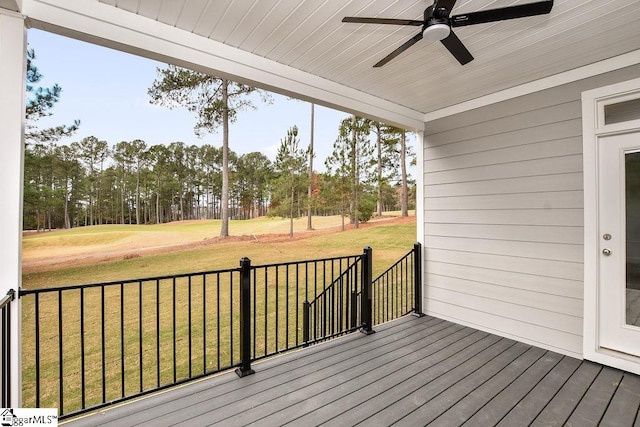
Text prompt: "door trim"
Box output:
[[583, 77, 640, 374]]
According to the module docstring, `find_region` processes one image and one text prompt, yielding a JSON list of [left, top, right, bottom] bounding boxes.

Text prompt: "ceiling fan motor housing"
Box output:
[[422, 6, 452, 41], [423, 20, 450, 41]]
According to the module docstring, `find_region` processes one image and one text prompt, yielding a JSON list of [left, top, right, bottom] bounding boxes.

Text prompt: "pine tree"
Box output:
[[148, 65, 270, 237]]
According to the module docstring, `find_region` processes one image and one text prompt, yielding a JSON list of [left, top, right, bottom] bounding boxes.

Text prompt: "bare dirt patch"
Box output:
[[22, 216, 415, 274]]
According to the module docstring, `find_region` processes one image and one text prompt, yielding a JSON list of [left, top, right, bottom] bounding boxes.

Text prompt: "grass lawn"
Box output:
[[20, 214, 416, 416]]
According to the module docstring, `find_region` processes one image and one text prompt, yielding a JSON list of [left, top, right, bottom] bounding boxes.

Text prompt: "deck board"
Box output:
[[63, 315, 640, 427], [464, 350, 564, 425], [531, 361, 603, 426], [601, 373, 640, 426]]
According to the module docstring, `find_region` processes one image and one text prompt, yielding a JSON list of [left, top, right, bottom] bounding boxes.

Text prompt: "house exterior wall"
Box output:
[[423, 64, 640, 358]]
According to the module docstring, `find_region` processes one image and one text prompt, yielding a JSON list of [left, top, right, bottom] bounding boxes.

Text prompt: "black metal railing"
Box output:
[[20, 243, 422, 419], [20, 268, 243, 418], [247, 254, 363, 362], [372, 242, 423, 325], [304, 257, 363, 343], [19, 252, 365, 418], [1, 288, 16, 408]]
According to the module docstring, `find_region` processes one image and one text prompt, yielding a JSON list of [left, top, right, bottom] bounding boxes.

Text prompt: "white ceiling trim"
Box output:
[[0, 0, 21, 12], [424, 48, 640, 123], [21, 0, 426, 131]]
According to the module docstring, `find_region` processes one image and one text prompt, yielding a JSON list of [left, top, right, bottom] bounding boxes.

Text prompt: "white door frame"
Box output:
[[583, 77, 640, 374]]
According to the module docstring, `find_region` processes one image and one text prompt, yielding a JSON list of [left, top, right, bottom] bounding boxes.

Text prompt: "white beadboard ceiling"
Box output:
[[20, 0, 640, 123]]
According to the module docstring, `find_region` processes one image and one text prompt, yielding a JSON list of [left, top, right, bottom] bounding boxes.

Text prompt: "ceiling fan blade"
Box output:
[[342, 17, 424, 26], [450, 0, 553, 27], [374, 32, 424, 67], [440, 30, 474, 65]]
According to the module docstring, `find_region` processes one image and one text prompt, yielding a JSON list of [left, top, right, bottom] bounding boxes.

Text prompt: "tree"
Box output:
[[25, 48, 79, 144], [384, 127, 415, 217], [23, 48, 80, 230], [75, 136, 109, 225], [328, 116, 372, 229], [148, 65, 270, 237], [307, 103, 315, 230], [368, 121, 402, 217], [55, 144, 82, 229], [271, 126, 308, 238], [235, 152, 273, 219], [325, 134, 354, 231], [148, 144, 171, 223]]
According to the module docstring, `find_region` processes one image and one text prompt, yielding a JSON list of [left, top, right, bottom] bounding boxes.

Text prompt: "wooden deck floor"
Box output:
[[63, 315, 640, 426]]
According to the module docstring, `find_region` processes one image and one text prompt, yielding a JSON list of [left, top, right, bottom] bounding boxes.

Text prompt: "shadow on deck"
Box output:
[[63, 315, 640, 426]]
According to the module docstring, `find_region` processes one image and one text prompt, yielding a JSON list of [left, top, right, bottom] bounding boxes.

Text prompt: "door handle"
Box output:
[[603, 248, 612, 256]]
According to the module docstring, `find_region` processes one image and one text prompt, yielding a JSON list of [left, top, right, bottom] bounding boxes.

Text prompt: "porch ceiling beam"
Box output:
[[21, 0, 426, 131]]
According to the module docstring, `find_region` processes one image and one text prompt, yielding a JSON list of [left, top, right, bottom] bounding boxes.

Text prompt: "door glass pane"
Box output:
[[606, 98, 640, 125], [626, 151, 640, 326]]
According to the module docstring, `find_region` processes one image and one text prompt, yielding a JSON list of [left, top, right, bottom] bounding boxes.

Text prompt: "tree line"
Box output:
[[24, 49, 415, 231], [23, 123, 415, 231]]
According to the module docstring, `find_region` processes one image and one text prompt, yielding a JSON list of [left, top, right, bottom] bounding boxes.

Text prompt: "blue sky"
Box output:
[[28, 28, 351, 168]]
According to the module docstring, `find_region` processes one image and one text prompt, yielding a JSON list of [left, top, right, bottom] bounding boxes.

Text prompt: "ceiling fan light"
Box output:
[[423, 23, 450, 41]]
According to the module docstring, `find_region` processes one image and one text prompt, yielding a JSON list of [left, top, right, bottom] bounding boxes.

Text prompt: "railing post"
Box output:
[[1, 289, 16, 408], [303, 301, 310, 347], [413, 242, 425, 317], [361, 247, 375, 335], [235, 257, 255, 378]]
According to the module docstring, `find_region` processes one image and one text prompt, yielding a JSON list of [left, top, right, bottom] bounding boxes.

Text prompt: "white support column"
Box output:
[[0, 8, 26, 408], [414, 130, 425, 313], [415, 130, 425, 245]]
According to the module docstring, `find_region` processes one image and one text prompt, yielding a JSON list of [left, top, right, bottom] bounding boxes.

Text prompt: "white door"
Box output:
[[599, 130, 640, 356]]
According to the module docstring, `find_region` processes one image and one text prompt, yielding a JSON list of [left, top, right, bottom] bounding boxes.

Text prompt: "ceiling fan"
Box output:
[[342, 0, 553, 67]]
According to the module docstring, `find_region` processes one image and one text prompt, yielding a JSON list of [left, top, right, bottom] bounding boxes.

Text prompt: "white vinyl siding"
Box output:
[[422, 65, 640, 358]]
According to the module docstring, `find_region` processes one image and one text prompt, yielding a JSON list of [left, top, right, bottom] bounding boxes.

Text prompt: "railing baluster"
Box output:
[[263, 268, 267, 356], [35, 292, 40, 408], [275, 266, 279, 352], [119, 284, 124, 399], [156, 279, 161, 387], [101, 285, 106, 403], [295, 263, 299, 347], [83, 287, 88, 405], [58, 290, 64, 412], [216, 273, 220, 372], [188, 276, 192, 378], [285, 264, 289, 349], [138, 280, 143, 393], [202, 274, 206, 375], [172, 277, 177, 383], [252, 269, 256, 359], [229, 272, 234, 366]]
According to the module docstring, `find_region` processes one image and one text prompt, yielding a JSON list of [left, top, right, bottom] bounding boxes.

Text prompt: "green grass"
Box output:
[[21, 216, 416, 415], [22, 216, 415, 289], [22, 215, 364, 255]]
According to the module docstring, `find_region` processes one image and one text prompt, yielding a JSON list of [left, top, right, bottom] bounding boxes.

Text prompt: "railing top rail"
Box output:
[[0, 288, 15, 309], [19, 253, 366, 295], [19, 267, 241, 295], [372, 248, 414, 284], [251, 253, 362, 269]]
